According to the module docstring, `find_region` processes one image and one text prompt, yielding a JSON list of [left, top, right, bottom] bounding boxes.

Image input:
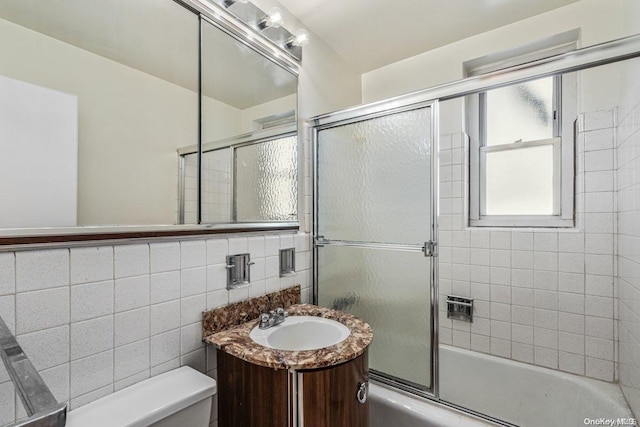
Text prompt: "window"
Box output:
[[467, 35, 577, 227]]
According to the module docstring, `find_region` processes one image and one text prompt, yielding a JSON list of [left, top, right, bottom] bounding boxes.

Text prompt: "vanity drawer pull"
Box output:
[[356, 382, 367, 404]]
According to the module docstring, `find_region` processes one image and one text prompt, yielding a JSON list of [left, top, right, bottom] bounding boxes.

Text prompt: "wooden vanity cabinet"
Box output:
[[300, 349, 369, 427], [217, 349, 369, 427], [217, 349, 289, 427]]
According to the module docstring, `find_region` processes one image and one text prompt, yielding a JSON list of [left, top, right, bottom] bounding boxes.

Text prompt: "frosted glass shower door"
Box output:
[[315, 105, 435, 390]]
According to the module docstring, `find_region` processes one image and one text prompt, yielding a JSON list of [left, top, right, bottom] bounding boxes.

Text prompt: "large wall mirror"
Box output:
[[0, 0, 298, 233]]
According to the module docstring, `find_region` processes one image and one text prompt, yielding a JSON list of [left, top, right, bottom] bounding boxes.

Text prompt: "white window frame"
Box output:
[[468, 46, 577, 228]]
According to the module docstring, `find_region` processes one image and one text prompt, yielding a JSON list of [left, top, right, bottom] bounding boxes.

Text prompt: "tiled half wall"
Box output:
[[0, 231, 312, 426]]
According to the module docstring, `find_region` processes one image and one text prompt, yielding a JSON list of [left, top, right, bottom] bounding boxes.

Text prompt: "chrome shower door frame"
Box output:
[[310, 98, 440, 398]]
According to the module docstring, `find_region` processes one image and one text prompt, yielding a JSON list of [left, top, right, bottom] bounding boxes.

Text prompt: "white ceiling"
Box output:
[[277, 0, 580, 73]]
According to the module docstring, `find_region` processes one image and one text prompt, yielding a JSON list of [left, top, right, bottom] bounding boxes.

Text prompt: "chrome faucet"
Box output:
[[259, 307, 288, 329]]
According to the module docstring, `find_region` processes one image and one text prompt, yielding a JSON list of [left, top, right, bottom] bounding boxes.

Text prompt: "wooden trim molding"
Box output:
[[0, 223, 299, 250]]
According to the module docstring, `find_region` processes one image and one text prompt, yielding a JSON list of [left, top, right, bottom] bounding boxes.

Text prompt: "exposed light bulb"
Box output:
[[257, 7, 284, 30], [293, 29, 309, 46], [285, 29, 309, 48], [267, 7, 283, 28]]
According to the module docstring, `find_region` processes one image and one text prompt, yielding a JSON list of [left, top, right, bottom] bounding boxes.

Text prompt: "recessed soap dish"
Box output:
[[226, 253, 253, 289], [279, 248, 295, 277], [446, 295, 473, 322]]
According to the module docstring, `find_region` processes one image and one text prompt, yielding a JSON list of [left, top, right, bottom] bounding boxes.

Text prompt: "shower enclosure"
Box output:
[[313, 102, 439, 394], [311, 34, 640, 426]]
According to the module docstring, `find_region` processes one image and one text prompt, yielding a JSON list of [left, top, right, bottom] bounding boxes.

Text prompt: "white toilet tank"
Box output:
[[66, 367, 217, 427]]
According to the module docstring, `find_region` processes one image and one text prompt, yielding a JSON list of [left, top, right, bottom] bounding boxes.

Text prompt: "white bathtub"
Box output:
[[370, 345, 633, 427]]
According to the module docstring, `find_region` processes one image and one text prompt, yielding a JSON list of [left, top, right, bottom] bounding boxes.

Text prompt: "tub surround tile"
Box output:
[[439, 118, 617, 381], [205, 303, 373, 370]]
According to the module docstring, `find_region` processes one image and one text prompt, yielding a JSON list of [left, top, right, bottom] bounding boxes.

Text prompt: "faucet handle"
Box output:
[[276, 307, 288, 318], [260, 313, 270, 324]]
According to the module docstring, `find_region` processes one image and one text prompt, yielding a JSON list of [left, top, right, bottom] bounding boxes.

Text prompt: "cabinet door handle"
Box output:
[[356, 382, 367, 404]]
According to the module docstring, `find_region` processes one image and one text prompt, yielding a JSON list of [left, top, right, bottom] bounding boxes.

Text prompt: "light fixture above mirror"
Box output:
[[198, 0, 307, 61]]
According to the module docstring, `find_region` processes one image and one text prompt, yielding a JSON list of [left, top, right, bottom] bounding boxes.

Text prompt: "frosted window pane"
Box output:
[[486, 77, 554, 146], [317, 246, 431, 389], [485, 145, 554, 215], [234, 136, 297, 222], [317, 107, 431, 244], [201, 148, 232, 223]]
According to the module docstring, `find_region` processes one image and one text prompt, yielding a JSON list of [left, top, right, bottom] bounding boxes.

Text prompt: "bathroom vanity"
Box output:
[[204, 303, 373, 427]]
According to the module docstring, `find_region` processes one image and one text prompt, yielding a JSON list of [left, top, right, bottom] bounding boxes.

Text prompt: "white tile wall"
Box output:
[[0, 231, 312, 426], [181, 154, 199, 225], [201, 153, 232, 224], [439, 113, 617, 381], [617, 59, 640, 417]]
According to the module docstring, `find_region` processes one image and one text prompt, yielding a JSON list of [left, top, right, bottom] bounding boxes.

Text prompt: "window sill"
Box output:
[[469, 216, 574, 228]]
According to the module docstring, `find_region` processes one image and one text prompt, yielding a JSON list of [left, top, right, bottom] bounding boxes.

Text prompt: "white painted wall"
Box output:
[[0, 76, 78, 227], [252, 0, 363, 119], [362, 0, 627, 106], [240, 93, 297, 134], [0, 17, 198, 226], [201, 96, 242, 144]]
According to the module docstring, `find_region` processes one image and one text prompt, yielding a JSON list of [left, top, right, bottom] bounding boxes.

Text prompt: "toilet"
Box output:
[[66, 367, 217, 427]]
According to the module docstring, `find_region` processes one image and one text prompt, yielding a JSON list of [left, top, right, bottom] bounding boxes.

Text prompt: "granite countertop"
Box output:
[[204, 303, 373, 370]]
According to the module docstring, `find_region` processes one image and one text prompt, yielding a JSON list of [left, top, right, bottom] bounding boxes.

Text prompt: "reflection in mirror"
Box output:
[[0, 0, 299, 232], [179, 128, 297, 223], [234, 134, 297, 222], [0, 0, 199, 227], [196, 18, 298, 223]]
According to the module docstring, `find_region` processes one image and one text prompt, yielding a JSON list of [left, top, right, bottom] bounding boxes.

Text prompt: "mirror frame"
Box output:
[[0, 0, 301, 248]]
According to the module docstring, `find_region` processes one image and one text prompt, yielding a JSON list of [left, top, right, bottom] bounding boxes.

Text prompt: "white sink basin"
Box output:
[[249, 316, 351, 351]]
